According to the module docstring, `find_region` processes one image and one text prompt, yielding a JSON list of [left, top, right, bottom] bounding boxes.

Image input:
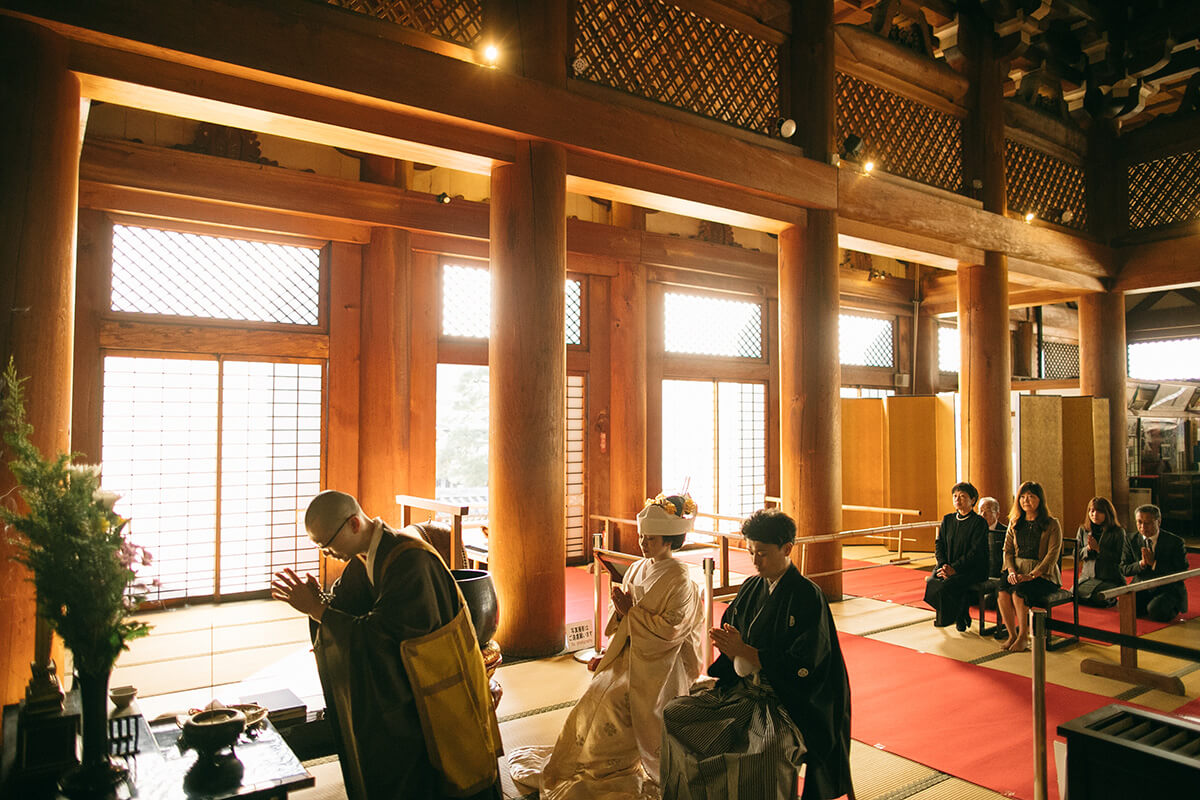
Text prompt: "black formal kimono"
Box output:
[[925, 511, 989, 627], [314, 524, 502, 800], [661, 564, 853, 800]]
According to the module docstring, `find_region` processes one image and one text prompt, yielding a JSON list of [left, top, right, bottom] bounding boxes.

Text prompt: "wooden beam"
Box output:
[[11, 0, 837, 211], [1127, 304, 1200, 334], [1116, 233, 1200, 292], [99, 319, 328, 357], [834, 23, 969, 113], [81, 138, 789, 280], [839, 169, 1116, 283], [1127, 291, 1167, 315]]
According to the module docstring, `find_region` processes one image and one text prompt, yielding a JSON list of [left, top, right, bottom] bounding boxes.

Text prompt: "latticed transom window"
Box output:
[[1128, 339, 1200, 381], [325, 0, 483, 45], [101, 356, 322, 603], [111, 225, 320, 325], [840, 314, 895, 367], [1005, 139, 1087, 230], [664, 293, 763, 358], [573, 0, 780, 134], [939, 325, 960, 373], [835, 72, 963, 193], [441, 263, 583, 344], [1042, 341, 1080, 380], [1128, 149, 1200, 231], [662, 380, 765, 530]]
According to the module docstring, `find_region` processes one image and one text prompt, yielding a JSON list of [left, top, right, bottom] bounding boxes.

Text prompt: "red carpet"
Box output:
[[841, 632, 1134, 800]]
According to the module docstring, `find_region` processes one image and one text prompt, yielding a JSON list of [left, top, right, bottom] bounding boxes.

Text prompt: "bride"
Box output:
[[509, 493, 705, 799]]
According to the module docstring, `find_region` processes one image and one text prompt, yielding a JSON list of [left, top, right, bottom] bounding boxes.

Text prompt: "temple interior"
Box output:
[[2, 1, 1200, 798]]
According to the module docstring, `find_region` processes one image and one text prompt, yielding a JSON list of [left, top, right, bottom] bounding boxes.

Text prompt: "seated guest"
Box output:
[[1074, 496, 1129, 608], [979, 496, 1007, 580], [660, 509, 852, 800], [997, 481, 1063, 653], [1121, 504, 1189, 622], [509, 493, 704, 799], [978, 495, 1009, 637], [924, 482, 989, 631]]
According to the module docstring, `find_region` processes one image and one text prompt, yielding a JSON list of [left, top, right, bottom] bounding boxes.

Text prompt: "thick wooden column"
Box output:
[[913, 306, 940, 395], [358, 227, 411, 523], [781, 0, 841, 595], [609, 203, 647, 553], [0, 18, 81, 707], [489, 141, 566, 657], [1079, 291, 1128, 514], [957, 8, 1012, 505]]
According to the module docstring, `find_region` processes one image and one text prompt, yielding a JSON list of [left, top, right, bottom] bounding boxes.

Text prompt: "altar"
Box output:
[[1, 701, 314, 800]]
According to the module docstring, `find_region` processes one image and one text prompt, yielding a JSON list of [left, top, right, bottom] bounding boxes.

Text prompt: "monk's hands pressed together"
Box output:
[[710, 623, 754, 660], [272, 568, 326, 622], [611, 585, 633, 617]]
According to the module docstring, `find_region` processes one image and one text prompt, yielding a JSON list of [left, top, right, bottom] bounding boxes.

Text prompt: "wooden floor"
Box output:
[[106, 545, 1200, 800]]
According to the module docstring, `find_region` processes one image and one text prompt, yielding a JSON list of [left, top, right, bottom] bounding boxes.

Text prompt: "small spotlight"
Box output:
[[436, 192, 451, 204], [776, 118, 797, 138], [862, 160, 875, 174], [482, 44, 499, 65], [840, 134, 865, 161], [1024, 211, 1036, 223]]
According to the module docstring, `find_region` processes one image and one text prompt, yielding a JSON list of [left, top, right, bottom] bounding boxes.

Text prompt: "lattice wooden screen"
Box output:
[[1005, 139, 1088, 230], [573, 0, 780, 134], [326, 0, 483, 45], [835, 72, 963, 193], [1042, 341, 1079, 380], [1128, 148, 1200, 231]]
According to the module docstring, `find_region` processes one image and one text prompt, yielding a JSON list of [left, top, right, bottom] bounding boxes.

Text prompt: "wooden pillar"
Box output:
[[1079, 291, 1128, 514], [913, 307, 939, 394], [609, 203, 647, 553], [0, 18, 81, 707], [489, 141, 566, 657], [782, 0, 841, 595], [358, 227, 412, 523], [957, 7, 1012, 506]]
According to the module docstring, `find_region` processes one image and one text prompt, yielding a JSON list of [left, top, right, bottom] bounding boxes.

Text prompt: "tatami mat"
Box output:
[[831, 597, 934, 635], [845, 740, 940, 800], [907, 775, 1010, 800], [493, 654, 594, 717], [866, 615, 1010, 662]]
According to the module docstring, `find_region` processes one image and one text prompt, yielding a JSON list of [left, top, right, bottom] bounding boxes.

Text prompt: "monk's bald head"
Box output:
[[305, 490, 362, 545]]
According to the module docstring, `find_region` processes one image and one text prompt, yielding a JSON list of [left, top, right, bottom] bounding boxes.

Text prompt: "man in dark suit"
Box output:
[[1121, 504, 1189, 622]]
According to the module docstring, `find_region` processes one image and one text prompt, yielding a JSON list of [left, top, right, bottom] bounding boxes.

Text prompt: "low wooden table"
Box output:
[[3, 702, 315, 799]]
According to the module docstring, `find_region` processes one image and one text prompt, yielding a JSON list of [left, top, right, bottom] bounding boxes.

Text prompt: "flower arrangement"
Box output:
[[1, 360, 151, 675]]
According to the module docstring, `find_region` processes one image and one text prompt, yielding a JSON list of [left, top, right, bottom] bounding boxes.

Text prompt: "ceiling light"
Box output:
[[436, 192, 452, 204], [482, 44, 499, 65]]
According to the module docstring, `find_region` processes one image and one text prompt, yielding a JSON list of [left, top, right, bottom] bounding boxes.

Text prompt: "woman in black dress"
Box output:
[[997, 481, 1063, 652], [924, 481, 989, 630], [1074, 496, 1129, 607]]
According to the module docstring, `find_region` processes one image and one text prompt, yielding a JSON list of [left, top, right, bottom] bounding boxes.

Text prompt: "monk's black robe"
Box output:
[[315, 526, 501, 800], [662, 564, 853, 800]]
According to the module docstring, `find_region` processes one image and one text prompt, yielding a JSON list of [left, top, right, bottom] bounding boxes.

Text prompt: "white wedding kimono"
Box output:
[[509, 556, 705, 799]]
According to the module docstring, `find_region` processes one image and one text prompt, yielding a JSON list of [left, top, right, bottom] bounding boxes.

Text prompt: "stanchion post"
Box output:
[[574, 532, 606, 664], [703, 557, 714, 668], [1031, 608, 1048, 800]]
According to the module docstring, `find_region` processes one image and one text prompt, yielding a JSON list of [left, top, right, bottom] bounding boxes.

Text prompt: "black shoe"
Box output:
[[956, 617, 970, 632], [992, 625, 1009, 640]]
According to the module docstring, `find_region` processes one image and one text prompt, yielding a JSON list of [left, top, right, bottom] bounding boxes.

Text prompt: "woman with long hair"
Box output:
[[1074, 496, 1129, 607], [996, 481, 1063, 652]]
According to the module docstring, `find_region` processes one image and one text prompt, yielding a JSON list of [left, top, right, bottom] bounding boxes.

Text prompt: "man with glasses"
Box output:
[[272, 490, 502, 799]]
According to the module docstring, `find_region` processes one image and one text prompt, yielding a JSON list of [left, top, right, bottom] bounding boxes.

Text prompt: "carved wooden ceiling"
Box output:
[[718, 0, 1200, 133]]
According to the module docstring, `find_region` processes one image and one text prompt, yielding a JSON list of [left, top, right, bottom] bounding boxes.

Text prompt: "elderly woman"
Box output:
[[997, 481, 1063, 652], [1074, 496, 1129, 608], [924, 481, 989, 631], [508, 494, 704, 799], [660, 509, 853, 800]]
